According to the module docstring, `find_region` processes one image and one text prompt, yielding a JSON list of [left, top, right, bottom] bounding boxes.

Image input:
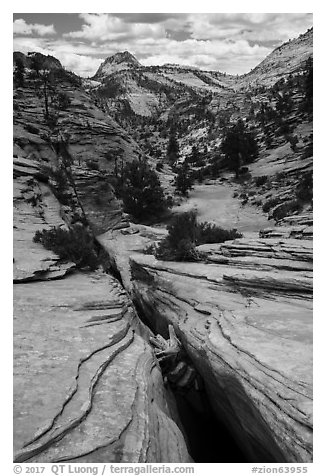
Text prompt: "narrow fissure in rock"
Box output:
[[134, 301, 249, 462], [174, 387, 248, 462]]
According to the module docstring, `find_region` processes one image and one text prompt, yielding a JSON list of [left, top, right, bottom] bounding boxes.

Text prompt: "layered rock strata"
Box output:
[[100, 228, 313, 463], [13, 156, 191, 463], [14, 272, 191, 463]]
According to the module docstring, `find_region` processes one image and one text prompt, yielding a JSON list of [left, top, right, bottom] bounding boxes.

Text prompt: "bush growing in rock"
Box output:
[[296, 172, 313, 202], [288, 134, 299, 151], [255, 175, 268, 187], [197, 222, 242, 244], [262, 197, 282, 213], [153, 211, 242, 261], [153, 211, 199, 261], [25, 124, 40, 135], [86, 159, 99, 171], [33, 224, 98, 270], [56, 91, 71, 110], [271, 199, 302, 221], [48, 166, 71, 205]]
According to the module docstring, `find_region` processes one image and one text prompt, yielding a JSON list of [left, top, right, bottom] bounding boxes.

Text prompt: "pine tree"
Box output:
[[13, 58, 25, 88], [220, 120, 258, 178], [174, 162, 194, 196], [166, 132, 179, 163], [121, 160, 167, 220], [303, 57, 313, 114]]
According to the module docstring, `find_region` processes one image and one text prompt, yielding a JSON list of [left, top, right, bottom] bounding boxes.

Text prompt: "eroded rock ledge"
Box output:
[[101, 232, 312, 463]]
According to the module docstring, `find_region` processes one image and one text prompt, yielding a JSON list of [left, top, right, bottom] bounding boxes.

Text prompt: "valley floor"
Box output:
[[172, 177, 273, 233]]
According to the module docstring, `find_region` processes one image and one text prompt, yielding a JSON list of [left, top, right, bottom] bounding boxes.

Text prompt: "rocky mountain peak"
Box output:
[[109, 51, 141, 66], [93, 51, 141, 79]]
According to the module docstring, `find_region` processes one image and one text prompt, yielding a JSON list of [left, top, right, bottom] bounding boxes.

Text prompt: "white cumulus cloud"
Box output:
[[13, 18, 56, 37]]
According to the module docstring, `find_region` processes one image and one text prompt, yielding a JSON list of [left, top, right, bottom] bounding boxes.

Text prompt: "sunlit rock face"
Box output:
[[128, 238, 312, 463], [13, 157, 191, 463], [93, 51, 142, 79], [98, 217, 312, 463], [13, 91, 190, 461], [14, 272, 191, 463]]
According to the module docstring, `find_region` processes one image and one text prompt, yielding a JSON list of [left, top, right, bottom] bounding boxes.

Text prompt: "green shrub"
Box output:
[[220, 119, 258, 178], [255, 175, 268, 187], [155, 237, 200, 262], [56, 91, 71, 110], [33, 224, 98, 270], [153, 211, 242, 262], [174, 163, 194, 196], [48, 167, 70, 205], [271, 199, 302, 221], [25, 124, 40, 135], [197, 222, 242, 244], [86, 159, 99, 170], [300, 143, 313, 160], [296, 173, 313, 202], [262, 197, 282, 213]]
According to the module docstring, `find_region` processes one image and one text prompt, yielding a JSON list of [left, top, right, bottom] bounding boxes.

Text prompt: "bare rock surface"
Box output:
[[14, 272, 191, 463], [128, 243, 312, 462], [13, 78, 141, 234], [13, 152, 190, 463], [98, 178, 313, 463], [13, 160, 75, 282]]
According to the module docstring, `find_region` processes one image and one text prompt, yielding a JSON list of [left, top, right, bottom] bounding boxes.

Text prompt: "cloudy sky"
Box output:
[[13, 13, 313, 77]]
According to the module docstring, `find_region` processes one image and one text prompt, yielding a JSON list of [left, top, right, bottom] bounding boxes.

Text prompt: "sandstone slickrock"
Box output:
[[13, 111, 191, 462], [13, 157, 75, 282], [14, 272, 191, 463], [13, 64, 141, 233], [13, 33, 313, 463], [128, 242, 312, 462], [99, 215, 312, 463]]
